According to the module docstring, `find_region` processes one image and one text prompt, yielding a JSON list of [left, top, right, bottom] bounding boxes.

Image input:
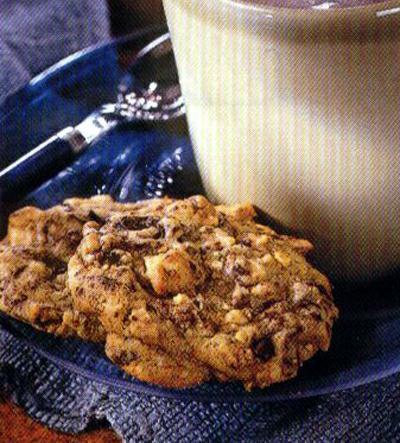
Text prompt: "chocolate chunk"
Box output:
[[104, 251, 123, 266], [4, 291, 28, 308], [217, 213, 236, 236], [113, 350, 139, 365], [116, 216, 159, 231], [232, 263, 249, 276], [88, 210, 105, 225], [13, 266, 27, 279], [40, 255, 67, 275], [99, 276, 117, 290], [252, 336, 275, 362], [239, 239, 252, 247]]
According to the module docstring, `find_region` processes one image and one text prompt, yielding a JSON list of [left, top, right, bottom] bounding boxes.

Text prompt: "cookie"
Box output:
[[105, 333, 210, 389], [2, 195, 338, 389], [7, 195, 173, 261], [1, 197, 209, 377], [0, 243, 213, 379], [69, 195, 338, 390], [0, 245, 74, 336]]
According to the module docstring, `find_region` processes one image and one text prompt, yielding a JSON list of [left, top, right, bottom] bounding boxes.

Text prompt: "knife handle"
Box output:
[[0, 127, 86, 203]]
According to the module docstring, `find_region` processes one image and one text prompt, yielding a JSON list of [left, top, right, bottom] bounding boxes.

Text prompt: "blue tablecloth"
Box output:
[[0, 2, 399, 442], [0, 0, 109, 104], [1, 326, 400, 442]]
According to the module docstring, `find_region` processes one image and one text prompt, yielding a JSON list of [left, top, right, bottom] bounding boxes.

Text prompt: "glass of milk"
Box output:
[[163, 0, 400, 282]]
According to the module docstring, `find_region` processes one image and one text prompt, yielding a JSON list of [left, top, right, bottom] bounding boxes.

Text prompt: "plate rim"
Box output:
[[1, 27, 400, 403], [2, 314, 400, 403]]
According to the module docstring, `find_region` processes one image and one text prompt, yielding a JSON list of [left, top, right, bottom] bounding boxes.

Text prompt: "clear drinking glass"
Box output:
[[163, 0, 400, 281]]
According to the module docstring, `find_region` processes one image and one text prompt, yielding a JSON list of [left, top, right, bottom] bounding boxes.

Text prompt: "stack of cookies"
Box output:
[[0, 195, 338, 390]]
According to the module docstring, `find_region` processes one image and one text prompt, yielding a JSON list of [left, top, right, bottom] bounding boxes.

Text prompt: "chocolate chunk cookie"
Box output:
[[0, 245, 105, 340], [1, 196, 210, 379], [7, 195, 173, 261], [69, 195, 338, 390], [106, 334, 210, 389]]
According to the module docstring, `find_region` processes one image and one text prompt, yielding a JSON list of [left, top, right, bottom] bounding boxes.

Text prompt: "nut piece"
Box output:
[[82, 221, 100, 236], [209, 259, 223, 272], [28, 261, 48, 277], [129, 307, 151, 322], [251, 282, 274, 298], [292, 282, 310, 303], [216, 202, 256, 220], [285, 238, 314, 254], [254, 235, 269, 248], [249, 259, 268, 282], [225, 309, 249, 325], [203, 228, 236, 250], [261, 253, 274, 264], [167, 195, 218, 226], [214, 228, 235, 248], [145, 249, 196, 296], [235, 326, 256, 344], [173, 293, 191, 305], [81, 232, 101, 256], [231, 284, 249, 308], [274, 251, 291, 267], [241, 233, 270, 249]]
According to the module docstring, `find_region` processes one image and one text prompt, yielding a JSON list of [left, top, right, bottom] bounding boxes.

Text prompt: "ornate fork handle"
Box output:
[[102, 82, 185, 122]]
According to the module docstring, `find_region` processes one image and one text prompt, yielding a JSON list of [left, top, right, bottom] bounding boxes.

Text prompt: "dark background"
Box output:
[[109, 0, 166, 36]]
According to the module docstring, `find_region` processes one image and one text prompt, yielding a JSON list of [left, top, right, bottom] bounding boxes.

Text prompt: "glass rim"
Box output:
[[218, 0, 400, 12]]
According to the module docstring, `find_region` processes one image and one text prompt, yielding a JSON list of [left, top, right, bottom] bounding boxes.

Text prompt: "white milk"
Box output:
[[163, 0, 400, 281]]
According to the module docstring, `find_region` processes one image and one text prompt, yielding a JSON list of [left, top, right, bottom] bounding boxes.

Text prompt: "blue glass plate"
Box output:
[[1, 28, 400, 402]]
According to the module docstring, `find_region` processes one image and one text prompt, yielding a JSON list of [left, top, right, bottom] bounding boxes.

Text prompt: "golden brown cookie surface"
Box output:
[[1, 196, 212, 381], [69, 195, 338, 390], [105, 334, 210, 389], [0, 244, 105, 340], [1, 195, 338, 389], [7, 195, 173, 261]]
